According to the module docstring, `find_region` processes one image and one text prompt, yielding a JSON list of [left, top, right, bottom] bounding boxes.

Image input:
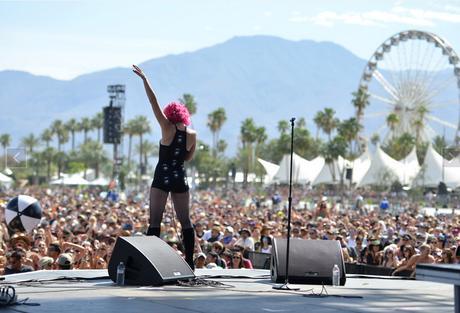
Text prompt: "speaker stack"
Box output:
[[271, 238, 346, 285], [103, 106, 122, 144], [108, 236, 195, 286]]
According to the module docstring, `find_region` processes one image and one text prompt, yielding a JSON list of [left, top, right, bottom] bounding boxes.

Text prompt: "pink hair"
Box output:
[[163, 101, 191, 126]]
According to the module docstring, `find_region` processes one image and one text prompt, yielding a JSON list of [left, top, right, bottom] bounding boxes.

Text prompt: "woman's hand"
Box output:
[[132, 64, 146, 80]]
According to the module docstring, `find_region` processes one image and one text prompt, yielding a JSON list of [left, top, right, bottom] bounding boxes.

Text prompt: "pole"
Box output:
[[273, 117, 299, 291]]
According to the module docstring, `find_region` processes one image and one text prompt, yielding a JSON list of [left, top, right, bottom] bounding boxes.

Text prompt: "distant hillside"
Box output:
[[1, 35, 367, 154]]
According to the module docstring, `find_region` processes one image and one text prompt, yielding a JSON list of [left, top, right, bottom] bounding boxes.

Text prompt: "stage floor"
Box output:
[[1, 269, 454, 313]]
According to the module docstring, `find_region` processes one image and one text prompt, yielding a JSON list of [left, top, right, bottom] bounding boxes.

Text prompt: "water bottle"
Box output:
[[332, 264, 340, 287], [116, 262, 125, 286]]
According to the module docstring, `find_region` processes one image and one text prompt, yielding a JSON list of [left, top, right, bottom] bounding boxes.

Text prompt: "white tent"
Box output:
[[88, 177, 110, 186], [349, 150, 372, 185], [312, 156, 348, 186], [257, 158, 279, 183], [413, 145, 460, 188], [50, 174, 90, 186], [399, 146, 421, 185], [273, 153, 324, 184], [0, 172, 13, 188], [358, 146, 402, 186]]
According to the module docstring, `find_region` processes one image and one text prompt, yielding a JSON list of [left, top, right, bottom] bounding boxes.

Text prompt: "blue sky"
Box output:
[[1, 0, 459, 80]]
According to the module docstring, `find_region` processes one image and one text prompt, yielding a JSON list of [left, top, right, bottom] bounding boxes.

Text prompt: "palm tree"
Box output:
[[179, 93, 197, 116], [21, 134, 39, 155], [80, 139, 107, 179], [371, 133, 380, 147], [79, 117, 93, 143], [433, 135, 447, 155], [123, 119, 136, 169], [337, 117, 361, 157], [92, 112, 104, 143], [207, 107, 227, 157], [216, 139, 227, 156], [277, 120, 289, 135], [386, 113, 400, 138], [41, 129, 53, 149], [132, 116, 151, 175], [0, 133, 11, 164], [51, 120, 69, 177], [352, 87, 370, 121], [320, 108, 340, 141], [313, 111, 324, 139], [136, 140, 157, 172], [66, 118, 79, 150], [240, 118, 258, 184], [42, 147, 55, 181]]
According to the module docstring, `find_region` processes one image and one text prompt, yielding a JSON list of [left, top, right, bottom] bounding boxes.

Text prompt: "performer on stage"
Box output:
[[132, 65, 197, 269]]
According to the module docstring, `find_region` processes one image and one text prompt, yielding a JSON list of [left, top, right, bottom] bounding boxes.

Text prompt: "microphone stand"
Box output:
[[273, 117, 299, 291]]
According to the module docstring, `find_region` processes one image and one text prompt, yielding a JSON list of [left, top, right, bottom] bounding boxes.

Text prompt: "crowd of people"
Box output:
[[0, 185, 459, 276]]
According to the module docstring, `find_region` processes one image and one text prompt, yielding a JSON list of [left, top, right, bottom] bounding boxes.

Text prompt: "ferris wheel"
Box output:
[[357, 30, 460, 144]]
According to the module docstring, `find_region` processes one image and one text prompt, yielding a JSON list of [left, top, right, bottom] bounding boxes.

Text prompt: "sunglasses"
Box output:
[[232, 256, 241, 259]]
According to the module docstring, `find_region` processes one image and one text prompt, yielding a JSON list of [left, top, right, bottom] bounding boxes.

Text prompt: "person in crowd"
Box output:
[[38, 256, 54, 270], [4, 250, 34, 275], [364, 239, 383, 266], [437, 249, 454, 264], [57, 253, 74, 270], [221, 226, 237, 249], [133, 64, 197, 270], [194, 252, 206, 269], [229, 251, 245, 269], [381, 245, 399, 268], [234, 228, 255, 256], [392, 244, 435, 276]]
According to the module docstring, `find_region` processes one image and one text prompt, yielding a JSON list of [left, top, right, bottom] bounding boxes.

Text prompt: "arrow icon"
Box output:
[[12, 152, 21, 163]]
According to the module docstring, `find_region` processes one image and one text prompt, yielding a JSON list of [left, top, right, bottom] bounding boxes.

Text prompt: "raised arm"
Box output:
[[132, 65, 169, 128]]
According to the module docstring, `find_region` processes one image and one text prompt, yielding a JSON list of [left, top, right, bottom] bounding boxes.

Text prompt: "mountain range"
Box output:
[[1, 35, 369, 155]]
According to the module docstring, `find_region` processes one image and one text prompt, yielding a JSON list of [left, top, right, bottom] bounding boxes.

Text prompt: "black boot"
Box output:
[[182, 228, 195, 270], [146, 226, 160, 237]]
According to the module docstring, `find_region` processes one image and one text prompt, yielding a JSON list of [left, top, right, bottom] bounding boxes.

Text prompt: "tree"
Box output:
[[320, 135, 348, 182], [277, 120, 289, 135], [337, 117, 361, 157], [51, 120, 69, 178], [92, 112, 104, 143], [66, 118, 79, 150], [216, 139, 227, 156], [21, 134, 39, 155], [386, 113, 399, 137], [136, 140, 158, 172], [371, 133, 380, 147], [313, 111, 324, 139], [433, 135, 448, 156], [132, 115, 151, 175], [79, 117, 93, 143], [79, 139, 107, 179], [240, 118, 258, 184], [179, 93, 197, 116], [41, 129, 53, 149], [352, 87, 370, 121], [318, 108, 340, 141], [41, 147, 55, 181], [0, 133, 11, 163], [123, 119, 136, 169], [207, 107, 227, 157]]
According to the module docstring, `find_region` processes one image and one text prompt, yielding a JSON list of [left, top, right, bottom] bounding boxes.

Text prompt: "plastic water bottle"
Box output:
[[116, 262, 125, 286], [332, 264, 340, 287]]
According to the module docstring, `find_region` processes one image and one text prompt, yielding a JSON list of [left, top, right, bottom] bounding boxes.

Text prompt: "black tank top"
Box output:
[[151, 125, 189, 193]]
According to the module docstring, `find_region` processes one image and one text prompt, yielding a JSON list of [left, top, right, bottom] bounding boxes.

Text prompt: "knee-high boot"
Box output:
[[146, 226, 160, 237], [182, 228, 195, 270]]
